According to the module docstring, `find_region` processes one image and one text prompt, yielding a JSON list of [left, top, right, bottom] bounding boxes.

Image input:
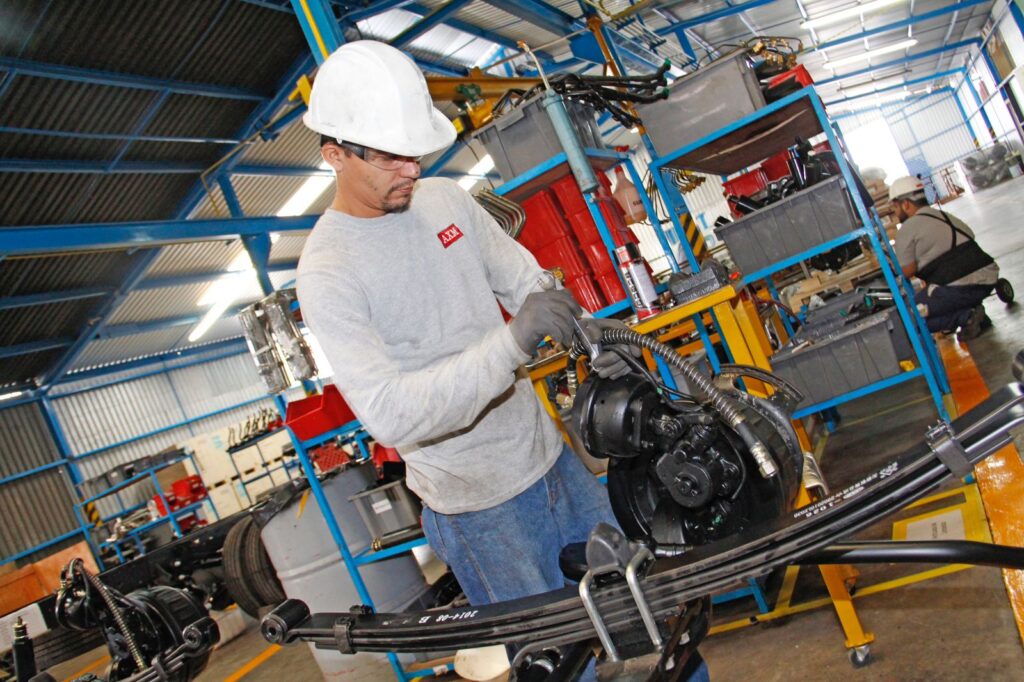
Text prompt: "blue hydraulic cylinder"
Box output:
[[541, 90, 599, 194]]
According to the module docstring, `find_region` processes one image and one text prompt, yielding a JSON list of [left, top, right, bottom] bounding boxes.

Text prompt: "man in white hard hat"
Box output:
[[889, 175, 998, 339], [296, 41, 710, 681]]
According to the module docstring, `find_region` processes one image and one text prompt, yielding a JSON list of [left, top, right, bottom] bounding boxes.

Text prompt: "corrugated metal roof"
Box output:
[[269, 233, 310, 262], [235, 112, 321, 167], [71, 327, 193, 373], [0, 250, 139, 295], [107, 282, 211, 325], [0, 349, 65, 389], [145, 241, 247, 278]]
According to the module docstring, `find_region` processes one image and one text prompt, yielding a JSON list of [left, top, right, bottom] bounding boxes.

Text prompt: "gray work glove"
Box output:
[[509, 289, 582, 354], [576, 318, 642, 380]]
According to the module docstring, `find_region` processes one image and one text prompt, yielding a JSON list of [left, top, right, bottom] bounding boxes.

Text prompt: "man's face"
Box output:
[[323, 143, 422, 217], [893, 199, 912, 223]]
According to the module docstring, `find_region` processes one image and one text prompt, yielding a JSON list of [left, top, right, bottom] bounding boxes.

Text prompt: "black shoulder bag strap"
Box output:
[[915, 210, 995, 285]]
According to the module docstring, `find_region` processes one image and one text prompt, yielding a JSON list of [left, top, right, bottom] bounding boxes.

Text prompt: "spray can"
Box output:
[[616, 243, 661, 320]]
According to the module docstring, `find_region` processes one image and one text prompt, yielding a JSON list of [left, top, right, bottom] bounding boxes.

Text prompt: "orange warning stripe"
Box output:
[[938, 336, 1024, 647]]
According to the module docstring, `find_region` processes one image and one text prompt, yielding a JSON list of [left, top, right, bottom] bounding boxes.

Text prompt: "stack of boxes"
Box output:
[[182, 428, 294, 516], [517, 172, 632, 313]]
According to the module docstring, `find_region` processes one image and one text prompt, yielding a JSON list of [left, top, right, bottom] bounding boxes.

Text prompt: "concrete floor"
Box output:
[[43, 177, 1024, 681]]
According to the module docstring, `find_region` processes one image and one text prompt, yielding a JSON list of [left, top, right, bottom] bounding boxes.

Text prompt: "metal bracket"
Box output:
[[925, 421, 973, 478], [578, 524, 663, 661]]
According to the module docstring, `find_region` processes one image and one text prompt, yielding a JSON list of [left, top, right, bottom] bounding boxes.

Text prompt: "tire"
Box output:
[[244, 520, 286, 606], [995, 278, 1014, 304], [222, 515, 262, 617]]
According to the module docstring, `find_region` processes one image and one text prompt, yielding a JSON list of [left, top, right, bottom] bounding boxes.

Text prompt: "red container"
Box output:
[[518, 190, 572, 252], [565, 276, 606, 314], [579, 241, 616, 276], [172, 476, 206, 504], [285, 384, 358, 441], [768, 64, 813, 89], [534, 236, 592, 282], [724, 169, 768, 198], [566, 212, 601, 246], [550, 174, 589, 216], [760, 150, 791, 182], [597, 273, 627, 306]]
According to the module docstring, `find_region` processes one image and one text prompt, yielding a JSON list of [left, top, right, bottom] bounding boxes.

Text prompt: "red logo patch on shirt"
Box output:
[[437, 224, 464, 248]]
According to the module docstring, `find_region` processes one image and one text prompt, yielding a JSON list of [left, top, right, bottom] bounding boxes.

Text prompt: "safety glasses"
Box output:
[[337, 141, 422, 171]]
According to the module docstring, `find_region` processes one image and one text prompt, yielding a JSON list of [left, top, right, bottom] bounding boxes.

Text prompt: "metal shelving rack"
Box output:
[[77, 452, 218, 566], [646, 86, 951, 421], [277, 414, 441, 682], [225, 428, 299, 506]]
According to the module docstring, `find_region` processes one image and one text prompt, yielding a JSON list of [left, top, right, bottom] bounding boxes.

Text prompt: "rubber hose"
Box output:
[[77, 560, 147, 671], [568, 328, 778, 478]]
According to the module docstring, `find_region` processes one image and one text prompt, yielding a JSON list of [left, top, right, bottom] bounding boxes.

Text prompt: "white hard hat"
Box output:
[[889, 176, 925, 203], [303, 41, 456, 157]]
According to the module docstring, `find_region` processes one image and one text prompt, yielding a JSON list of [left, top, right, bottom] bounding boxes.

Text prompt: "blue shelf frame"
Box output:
[[77, 453, 218, 568], [646, 86, 951, 422], [279, 413, 434, 682], [226, 428, 298, 505]]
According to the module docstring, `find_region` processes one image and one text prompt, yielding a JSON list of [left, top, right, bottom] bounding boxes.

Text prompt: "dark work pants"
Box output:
[[915, 283, 993, 333]]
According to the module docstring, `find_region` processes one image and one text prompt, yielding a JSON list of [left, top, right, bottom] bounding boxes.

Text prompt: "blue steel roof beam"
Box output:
[[0, 57, 269, 101], [0, 338, 73, 360], [812, 0, 988, 52], [824, 67, 966, 105], [0, 126, 242, 145], [0, 286, 115, 310], [814, 40, 981, 86], [414, 57, 468, 76], [138, 261, 298, 291], [0, 216, 317, 256], [654, 0, 777, 35], [389, 0, 474, 47], [40, 251, 162, 387]]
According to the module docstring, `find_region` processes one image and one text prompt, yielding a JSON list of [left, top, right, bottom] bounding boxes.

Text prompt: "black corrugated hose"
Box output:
[[568, 327, 779, 478]]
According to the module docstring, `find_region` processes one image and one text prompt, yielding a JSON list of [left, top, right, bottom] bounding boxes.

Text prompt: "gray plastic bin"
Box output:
[[715, 176, 860, 276], [638, 50, 766, 157], [473, 94, 604, 182], [348, 478, 422, 542], [771, 309, 907, 408]]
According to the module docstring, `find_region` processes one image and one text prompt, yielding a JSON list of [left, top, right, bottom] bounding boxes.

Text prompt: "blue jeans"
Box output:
[[422, 444, 710, 681], [915, 283, 992, 332]]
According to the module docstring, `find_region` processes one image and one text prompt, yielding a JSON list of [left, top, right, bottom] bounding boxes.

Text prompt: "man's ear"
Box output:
[[321, 144, 346, 173]]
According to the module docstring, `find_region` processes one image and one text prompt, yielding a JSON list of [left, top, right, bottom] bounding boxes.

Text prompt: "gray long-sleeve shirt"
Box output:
[[296, 177, 563, 514]]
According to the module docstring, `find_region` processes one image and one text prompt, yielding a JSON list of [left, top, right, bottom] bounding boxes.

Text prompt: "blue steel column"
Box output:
[[622, 158, 680, 273], [961, 68, 997, 139], [289, 0, 343, 63], [808, 91, 949, 419]]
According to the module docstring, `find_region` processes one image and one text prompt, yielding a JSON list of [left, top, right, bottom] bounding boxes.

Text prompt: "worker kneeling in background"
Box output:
[[890, 176, 999, 340], [294, 41, 709, 681]]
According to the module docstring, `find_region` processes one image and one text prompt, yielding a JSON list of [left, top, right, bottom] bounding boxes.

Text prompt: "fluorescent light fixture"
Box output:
[[0, 391, 24, 401], [824, 39, 918, 69], [277, 162, 334, 217], [801, 0, 904, 29], [457, 154, 494, 192]]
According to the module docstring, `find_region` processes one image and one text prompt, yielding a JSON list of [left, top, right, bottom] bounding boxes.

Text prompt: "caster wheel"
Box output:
[[996, 278, 1014, 304], [848, 645, 872, 668]]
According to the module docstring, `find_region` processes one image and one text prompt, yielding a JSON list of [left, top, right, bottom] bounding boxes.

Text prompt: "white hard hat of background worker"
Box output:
[[889, 176, 928, 223], [888, 176, 926, 204], [303, 40, 456, 157]]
